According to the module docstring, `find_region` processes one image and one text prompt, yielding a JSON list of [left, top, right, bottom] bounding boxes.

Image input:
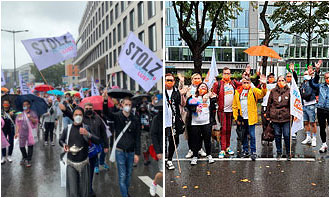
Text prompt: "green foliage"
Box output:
[[30, 63, 65, 86]]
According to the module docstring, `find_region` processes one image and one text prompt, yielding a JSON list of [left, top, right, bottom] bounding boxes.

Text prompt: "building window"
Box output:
[[113, 28, 116, 45], [98, 7, 101, 21], [96, 12, 98, 24], [118, 46, 121, 57], [109, 52, 112, 68], [161, 1, 163, 10], [123, 17, 127, 38], [138, 31, 145, 43], [105, 1, 108, 12], [105, 55, 108, 68], [105, 36, 108, 51], [102, 20, 105, 34], [130, 77, 135, 91], [138, 2, 144, 26], [110, 10, 113, 25], [115, 3, 119, 19], [148, 1, 155, 19], [117, 72, 121, 87], [123, 72, 127, 89], [102, 2, 104, 17], [121, 1, 125, 13], [129, 9, 135, 31], [96, 28, 98, 40], [148, 23, 156, 51], [118, 23, 121, 42], [109, 33, 112, 48], [235, 48, 248, 62], [106, 15, 109, 30], [114, 49, 117, 65]]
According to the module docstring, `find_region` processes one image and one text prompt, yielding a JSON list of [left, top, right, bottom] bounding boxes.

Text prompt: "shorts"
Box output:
[[303, 104, 316, 122], [158, 157, 163, 172]]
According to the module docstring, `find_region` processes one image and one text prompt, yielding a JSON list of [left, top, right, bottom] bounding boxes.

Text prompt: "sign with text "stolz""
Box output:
[[21, 32, 77, 71], [118, 32, 163, 92]]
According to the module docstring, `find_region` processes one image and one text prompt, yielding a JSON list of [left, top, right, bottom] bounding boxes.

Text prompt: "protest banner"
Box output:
[[204, 48, 218, 88], [1, 71, 6, 86], [91, 77, 100, 96], [19, 74, 31, 94], [290, 78, 304, 135]]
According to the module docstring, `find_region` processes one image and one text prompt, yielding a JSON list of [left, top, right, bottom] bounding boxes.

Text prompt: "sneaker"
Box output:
[[149, 182, 157, 197], [44, 141, 48, 146], [218, 151, 225, 159], [7, 156, 12, 163], [166, 161, 175, 170], [103, 163, 110, 170], [226, 147, 234, 155], [276, 153, 282, 160], [292, 135, 297, 140], [207, 155, 215, 164], [26, 160, 32, 167], [319, 144, 328, 153], [20, 159, 26, 165], [94, 167, 99, 174], [242, 152, 250, 158], [185, 150, 193, 158], [1, 157, 5, 164], [287, 154, 291, 161], [251, 153, 257, 161], [198, 149, 207, 157], [301, 136, 311, 145], [51, 142, 55, 146], [311, 137, 317, 147], [190, 157, 198, 165]]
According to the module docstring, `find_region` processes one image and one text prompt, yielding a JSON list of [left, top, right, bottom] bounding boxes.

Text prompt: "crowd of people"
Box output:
[[165, 61, 328, 167], [1, 86, 163, 197]]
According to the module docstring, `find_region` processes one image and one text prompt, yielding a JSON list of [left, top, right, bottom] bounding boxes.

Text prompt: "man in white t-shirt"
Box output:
[[261, 73, 277, 133]]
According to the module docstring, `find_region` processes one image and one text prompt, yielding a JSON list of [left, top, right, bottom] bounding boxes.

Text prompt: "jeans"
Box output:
[[273, 122, 290, 155], [2, 128, 14, 157], [20, 146, 33, 161], [62, 116, 73, 130], [303, 104, 316, 122], [95, 144, 106, 167], [89, 156, 98, 195], [44, 122, 55, 142], [242, 119, 256, 154], [116, 150, 134, 197]]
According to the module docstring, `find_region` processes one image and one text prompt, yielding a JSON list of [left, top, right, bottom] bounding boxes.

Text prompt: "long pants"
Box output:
[[317, 108, 329, 143], [190, 124, 212, 157], [116, 150, 134, 197], [89, 155, 98, 195], [273, 122, 290, 155], [2, 128, 14, 157], [44, 122, 55, 142], [66, 163, 90, 197], [218, 111, 233, 151], [20, 146, 33, 161], [166, 127, 179, 161], [261, 107, 269, 132], [242, 119, 256, 154], [95, 144, 106, 167]]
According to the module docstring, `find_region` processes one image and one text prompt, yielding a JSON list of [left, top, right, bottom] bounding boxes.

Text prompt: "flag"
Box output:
[[204, 48, 219, 88], [290, 78, 304, 135], [1, 71, 6, 86], [79, 87, 85, 99], [91, 77, 99, 96], [19, 74, 31, 94], [21, 32, 77, 71], [68, 83, 73, 91]]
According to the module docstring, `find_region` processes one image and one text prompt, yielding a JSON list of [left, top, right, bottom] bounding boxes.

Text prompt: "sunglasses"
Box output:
[[166, 79, 174, 82]]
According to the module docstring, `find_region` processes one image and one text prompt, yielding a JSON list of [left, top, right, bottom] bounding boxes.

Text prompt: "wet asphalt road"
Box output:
[[1, 134, 162, 197], [165, 125, 329, 197]]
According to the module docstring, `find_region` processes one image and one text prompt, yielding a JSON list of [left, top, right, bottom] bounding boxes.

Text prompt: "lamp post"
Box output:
[[1, 29, 29, 86]]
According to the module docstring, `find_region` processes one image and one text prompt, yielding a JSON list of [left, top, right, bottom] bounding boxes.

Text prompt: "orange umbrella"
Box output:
[[1, 87, 9, 92], [244, 45, 281, 59]]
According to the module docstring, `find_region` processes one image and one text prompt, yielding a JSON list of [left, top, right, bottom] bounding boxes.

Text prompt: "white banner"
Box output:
[[79, 87, 85, 99], [1, 71, 6, 86], [21, 32, 77, 71], [290, 78, 304, 135], [91, 77, 99, 96], [68, 83, 73, 91], [204, 48, 219, 88], [118, 32, 163, 92], [19, 74, 31, 94]]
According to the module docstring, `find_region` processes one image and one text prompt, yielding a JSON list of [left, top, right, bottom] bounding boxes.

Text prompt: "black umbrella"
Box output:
[[132, 93, 151, 107], [1, 94, 19, 110], [107, 88, 134, 99], [15, 94, 48, 117]]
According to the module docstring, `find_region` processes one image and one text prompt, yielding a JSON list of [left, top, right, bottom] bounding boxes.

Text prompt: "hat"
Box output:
[[74, 93, 81, 98]]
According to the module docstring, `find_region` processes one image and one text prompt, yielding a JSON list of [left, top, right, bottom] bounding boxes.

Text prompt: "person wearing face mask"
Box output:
[[232, 76, 267, 160], [42, 98, 57, 146], [59, 107, 100, 197], [1, 100, 16, 164], [14, 100, 39, 167], [148, 95, 159, 117], [73, 93, 81, 106], [186, 83, 217, 165], [102, 92, 141, 197], [309, 61, 329, 153], [137, 103, 152, 165], [286, 63, 299, 87], [266, 76, 291, 160], [300, 69, 318, 147]]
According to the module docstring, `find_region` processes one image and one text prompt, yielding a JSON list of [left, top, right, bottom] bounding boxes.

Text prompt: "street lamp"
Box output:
[[1, 29, 29, 86]]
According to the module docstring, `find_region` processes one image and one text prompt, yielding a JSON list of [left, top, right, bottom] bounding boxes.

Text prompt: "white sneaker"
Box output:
[[51, 142, 55, 146], [198, 149, 207, 157], [166, 161, 175, 170], [319, 144, 328, 153], [190, 157, 198, 165], [44, 141, 48, 146], [7, 156, 12, 163], [207, 155, 215, 164], [311, 137, 317, 147], [185, 150, 193, 158], [1, 157, 5, 164], [149, 182, 157, 196], [301, 136, 311, 144]]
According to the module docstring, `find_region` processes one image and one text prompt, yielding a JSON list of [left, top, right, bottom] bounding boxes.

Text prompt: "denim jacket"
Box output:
[[310, 72, 329, 110]]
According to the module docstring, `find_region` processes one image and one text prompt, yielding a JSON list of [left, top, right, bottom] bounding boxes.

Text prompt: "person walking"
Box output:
[[1, 100, 16, 163], [42, 98, 57, 146]]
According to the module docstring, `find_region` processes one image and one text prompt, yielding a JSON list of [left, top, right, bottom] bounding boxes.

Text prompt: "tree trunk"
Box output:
[[307, 38, 311, 67], [192, 48, 203, 74], [262, 56, 268, 75], [260, 1, 271, 75]]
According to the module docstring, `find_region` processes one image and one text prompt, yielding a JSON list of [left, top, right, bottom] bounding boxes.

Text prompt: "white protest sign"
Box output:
[[290, 78, 304, 135], [1, 71, 6, 86], [118, 32, 163, 92], [91, 77, 100, 96], [19, 74, 31, 94], [21, 32, 77, 71]]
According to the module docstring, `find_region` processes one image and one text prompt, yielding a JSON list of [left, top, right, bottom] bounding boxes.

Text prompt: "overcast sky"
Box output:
[[1, 1, 86, 69]]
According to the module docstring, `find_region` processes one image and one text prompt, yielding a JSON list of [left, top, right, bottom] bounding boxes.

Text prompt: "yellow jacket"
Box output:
[[232, 87, 267, 126]]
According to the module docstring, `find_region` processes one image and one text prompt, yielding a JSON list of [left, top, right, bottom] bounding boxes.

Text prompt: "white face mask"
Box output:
[[74, 115, 83, 124], [123, 106, 131, 113]]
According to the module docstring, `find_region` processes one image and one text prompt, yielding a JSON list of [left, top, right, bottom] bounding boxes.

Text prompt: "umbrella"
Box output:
[[79, 96, 114, 111], [64, 90, 79, 96], [1, 94, 19, 110], [15, 94, 48, 117], [107, 88, 133, 99], [244, 45, 281, 59], [132, 93, 151, 107], [82, 88, 89, 91], [1, 87, 9, 92], [34, 84, 54, 92], [47, 90, 64, 96]]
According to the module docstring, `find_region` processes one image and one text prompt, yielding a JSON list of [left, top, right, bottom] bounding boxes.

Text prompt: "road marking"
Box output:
[[138, 176, 163, 197], [169, 158, 316, 162]]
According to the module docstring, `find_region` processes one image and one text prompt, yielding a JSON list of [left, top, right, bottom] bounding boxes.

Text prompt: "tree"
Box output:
[[270, 1, 329, 66], [172, 1, 242, 74], [30, 63, 65, 86]]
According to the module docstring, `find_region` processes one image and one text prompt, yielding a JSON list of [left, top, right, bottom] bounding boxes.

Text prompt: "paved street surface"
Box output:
[[1, 134, 163, 197], [165, 125, 329, 197]]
